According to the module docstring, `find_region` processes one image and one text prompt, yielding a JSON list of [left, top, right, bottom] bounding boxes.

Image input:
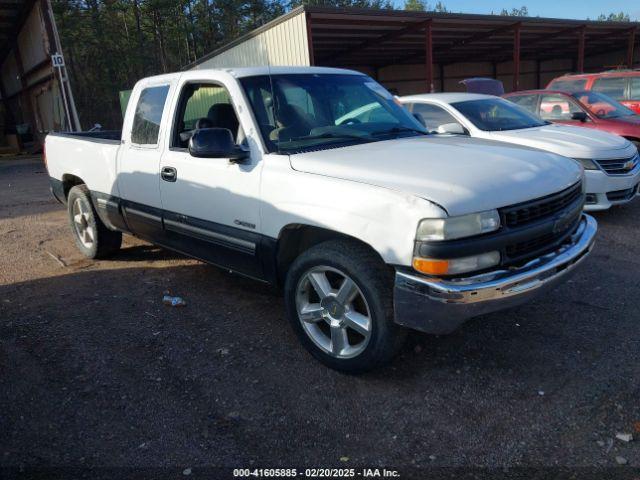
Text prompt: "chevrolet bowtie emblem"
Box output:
[[623, 160, 635, 171]]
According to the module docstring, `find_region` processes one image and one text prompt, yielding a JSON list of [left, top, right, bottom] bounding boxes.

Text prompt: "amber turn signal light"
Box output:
[[412, 257, 450, 275]]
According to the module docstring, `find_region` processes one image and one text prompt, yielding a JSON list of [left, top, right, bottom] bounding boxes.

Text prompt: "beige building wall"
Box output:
[[194, 11, 310, 69], [0, 0, 76, 148], [18, 5, 50, 72]]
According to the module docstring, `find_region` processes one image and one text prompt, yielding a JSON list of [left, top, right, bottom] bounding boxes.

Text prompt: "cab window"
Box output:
[[409, 103, 458, 131], [172, 83, 241, 148], [539, 94, 582, 121], [131, 85, 170, 145], [629, 77, 640, 99], [505, 95, 538, 114], [592, 76, 627, 101]]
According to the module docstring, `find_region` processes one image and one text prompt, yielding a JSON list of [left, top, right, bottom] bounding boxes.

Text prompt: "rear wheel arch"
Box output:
[[67, 184, 122, 259], [61, 174, 86, 200]]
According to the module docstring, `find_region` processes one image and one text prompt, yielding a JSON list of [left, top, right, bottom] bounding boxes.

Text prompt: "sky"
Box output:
[[404, 0, 640, 21]]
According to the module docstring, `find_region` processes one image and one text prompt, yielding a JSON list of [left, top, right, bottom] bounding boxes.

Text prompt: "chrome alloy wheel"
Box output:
[[72, 197, 95, 248], [295, 266, 372, 359]]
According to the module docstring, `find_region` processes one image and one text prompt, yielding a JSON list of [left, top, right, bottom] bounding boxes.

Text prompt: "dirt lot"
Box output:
[[1, 156, 640, 477]]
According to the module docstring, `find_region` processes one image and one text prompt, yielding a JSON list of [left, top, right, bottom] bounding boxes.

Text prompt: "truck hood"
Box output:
[[289, 136, 582, 217], [485, 124, 636, 160]]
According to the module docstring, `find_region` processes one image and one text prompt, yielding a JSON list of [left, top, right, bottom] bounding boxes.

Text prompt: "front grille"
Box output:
[[607, 185, 638, 202], [505, 220, 579, 262], [595, 154, 639, 175], [499, 181, 583, 228]]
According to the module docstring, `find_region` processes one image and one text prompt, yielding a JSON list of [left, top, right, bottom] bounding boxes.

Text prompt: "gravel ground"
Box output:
[[1, 156, 640, 478]]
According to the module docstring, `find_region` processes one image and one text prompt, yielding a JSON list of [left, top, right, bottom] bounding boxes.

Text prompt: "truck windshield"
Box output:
[[451, 98, 548, 131], [571, 91, 636, 119], [239, 74, 427, 153]]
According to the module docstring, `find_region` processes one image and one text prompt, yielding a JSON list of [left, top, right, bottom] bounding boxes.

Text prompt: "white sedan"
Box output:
[[400, 93, 640, 211]]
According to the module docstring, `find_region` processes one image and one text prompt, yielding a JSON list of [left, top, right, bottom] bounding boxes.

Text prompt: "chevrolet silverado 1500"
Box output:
[[45, 67, 597, 372]]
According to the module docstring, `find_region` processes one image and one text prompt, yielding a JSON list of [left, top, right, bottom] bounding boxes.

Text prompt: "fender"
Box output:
[[260, 156, 446, 267]]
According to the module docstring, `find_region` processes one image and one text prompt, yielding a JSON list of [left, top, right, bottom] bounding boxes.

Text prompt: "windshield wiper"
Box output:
[[290, 132, 372, 142], [371, 126, 428, 137]]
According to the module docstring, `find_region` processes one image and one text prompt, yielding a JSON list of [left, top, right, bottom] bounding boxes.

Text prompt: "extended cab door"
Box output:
[[117, 80, 175, 239], [158, 74, 265, 279]]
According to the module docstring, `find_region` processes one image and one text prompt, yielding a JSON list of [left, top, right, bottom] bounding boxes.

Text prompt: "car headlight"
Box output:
[[574, 158, 599, 170], [413, 251, 501, 276], [416, 210, 500, 241]]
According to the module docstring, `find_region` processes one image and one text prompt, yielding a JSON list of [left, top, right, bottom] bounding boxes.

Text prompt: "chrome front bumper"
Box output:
[[393, 214, 597, 334]]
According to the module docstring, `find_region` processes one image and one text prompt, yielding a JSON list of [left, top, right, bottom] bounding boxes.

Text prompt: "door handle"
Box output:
[[161, 166, 177, 182]]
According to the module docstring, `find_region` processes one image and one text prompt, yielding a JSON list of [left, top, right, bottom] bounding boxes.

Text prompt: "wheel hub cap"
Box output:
[[72, 198, 95, 248], [320, 296, 345, 320], [295, 266, 372, 359]]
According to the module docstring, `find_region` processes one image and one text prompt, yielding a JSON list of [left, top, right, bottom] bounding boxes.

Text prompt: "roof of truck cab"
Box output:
[[401, 93, 497, 104], [139, 66, 365, 84], [199, 66, 364, 77]]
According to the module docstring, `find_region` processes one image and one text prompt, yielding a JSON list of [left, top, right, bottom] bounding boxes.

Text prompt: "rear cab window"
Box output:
[[592, 76, 627, 101], [131, 85, 170, 146]]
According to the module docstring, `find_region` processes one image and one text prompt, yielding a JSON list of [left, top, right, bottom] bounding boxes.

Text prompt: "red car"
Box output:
[[547, 71, 640, 113], [503, 89, 640, 148]]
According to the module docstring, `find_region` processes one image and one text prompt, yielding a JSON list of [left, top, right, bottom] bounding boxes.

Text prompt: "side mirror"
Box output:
[[570, 111, 588, 122], [188, 128, 249, 163], [436, 122, 467, 135]]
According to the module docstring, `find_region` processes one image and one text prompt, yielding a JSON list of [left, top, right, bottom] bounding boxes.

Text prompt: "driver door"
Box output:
[[158, 76, 264, 279]]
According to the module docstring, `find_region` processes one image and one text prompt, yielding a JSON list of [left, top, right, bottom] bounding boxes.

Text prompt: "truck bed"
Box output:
[[46, 131, 123, 202]]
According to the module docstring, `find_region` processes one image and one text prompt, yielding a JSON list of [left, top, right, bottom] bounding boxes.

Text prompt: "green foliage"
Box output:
[[500, 6, 528, 16], [53, 0, 286, 128], [53, 0, 436, 128], [288, 0, 393, 8], [432, 1, 447, 12], [402, 0, 447, 12], [404, 0, 425, 11], [597, 12, 631, 22]]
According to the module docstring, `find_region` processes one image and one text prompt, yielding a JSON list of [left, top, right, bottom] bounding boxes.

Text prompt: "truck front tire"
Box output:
[[284, 240, 406, 373], [67, 185, 122, 259]]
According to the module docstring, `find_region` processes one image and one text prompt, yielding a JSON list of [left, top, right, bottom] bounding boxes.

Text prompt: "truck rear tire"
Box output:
[[67, 185, 122, 259], [284, 239, 406, 373]]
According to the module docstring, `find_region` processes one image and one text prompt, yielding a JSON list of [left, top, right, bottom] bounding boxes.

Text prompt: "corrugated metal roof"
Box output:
[[188, 6, 639, 70]]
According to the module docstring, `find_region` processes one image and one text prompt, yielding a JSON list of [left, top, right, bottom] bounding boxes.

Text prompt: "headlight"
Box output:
[[413, 251, 501, 276], [574, 158, 599, 170], [416, 210, 500, 241]]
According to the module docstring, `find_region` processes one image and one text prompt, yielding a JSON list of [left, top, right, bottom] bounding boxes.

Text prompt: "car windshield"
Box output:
[[239, 73, 427, 153], [451, 98, 547, 131], [571, 91, 636, 119]]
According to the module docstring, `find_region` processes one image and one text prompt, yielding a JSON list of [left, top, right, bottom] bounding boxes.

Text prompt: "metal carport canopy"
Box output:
[[304, 6, 638, 90]]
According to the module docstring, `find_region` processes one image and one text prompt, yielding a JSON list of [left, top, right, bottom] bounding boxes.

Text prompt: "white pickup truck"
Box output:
[[45, 67, 597, 372]]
